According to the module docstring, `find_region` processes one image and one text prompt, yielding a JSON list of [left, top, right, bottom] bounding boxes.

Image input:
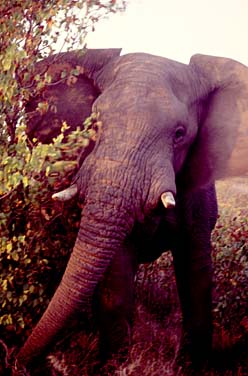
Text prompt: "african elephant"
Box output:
[[17, 48, 248, 368]]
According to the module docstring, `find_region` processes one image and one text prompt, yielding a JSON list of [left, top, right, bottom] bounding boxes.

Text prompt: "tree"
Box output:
[[0, 0, 126, 349], [0, 0, 125, 144]]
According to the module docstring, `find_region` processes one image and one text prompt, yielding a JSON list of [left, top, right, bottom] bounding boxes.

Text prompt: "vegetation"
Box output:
[[0, 0, 126, 373]]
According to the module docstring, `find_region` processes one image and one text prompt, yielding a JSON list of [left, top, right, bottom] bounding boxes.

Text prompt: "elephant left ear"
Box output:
[[26, 48, 122, 143], [182, 54, 248, 191]]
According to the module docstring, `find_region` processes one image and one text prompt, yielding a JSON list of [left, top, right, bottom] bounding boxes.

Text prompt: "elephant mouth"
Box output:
[[52, 184, 176, 214]]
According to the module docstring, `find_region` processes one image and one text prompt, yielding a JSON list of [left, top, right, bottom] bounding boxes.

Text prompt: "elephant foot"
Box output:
[[98, 316, 131, 364], [176, 330, 212, 371]]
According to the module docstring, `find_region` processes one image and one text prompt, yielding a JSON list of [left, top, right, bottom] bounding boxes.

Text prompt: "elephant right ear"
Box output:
[[182, 54, 248, 191], [26, 48, 121, 143]]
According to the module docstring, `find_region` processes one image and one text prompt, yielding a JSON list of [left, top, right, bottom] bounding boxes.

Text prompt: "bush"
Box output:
[[0, 0, 126, 351], [212, 183, 248, 341], [0, 124, 90, 345]]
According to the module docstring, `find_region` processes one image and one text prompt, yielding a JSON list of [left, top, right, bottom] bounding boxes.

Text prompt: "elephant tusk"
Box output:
[[161, 191, 176, 209], [52, 184, 78, 201]]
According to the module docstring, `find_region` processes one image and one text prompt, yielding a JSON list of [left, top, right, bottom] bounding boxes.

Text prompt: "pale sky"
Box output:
[[87, 0, 248, 65]]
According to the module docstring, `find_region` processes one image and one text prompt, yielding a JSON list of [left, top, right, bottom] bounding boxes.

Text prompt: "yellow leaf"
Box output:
[[23, 176, 29, 187], [7, 86, 14, 101], [45, 165, 50, 177], [12, 251, 19, 261], [2, 57, 12, 71], [6, 243, 12, 253]]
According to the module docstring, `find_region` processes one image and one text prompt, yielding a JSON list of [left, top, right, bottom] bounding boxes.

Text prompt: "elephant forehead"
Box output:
[[113, 52, 183, 77], [96, 79, 181, 111], [101, 53, 193, 105]]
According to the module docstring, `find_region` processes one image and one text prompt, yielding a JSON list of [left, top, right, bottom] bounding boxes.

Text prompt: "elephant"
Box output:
[[17, 48, 248, 369]]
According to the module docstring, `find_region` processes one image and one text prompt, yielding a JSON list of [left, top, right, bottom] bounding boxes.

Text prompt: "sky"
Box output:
[[86, 0, 248, 65]]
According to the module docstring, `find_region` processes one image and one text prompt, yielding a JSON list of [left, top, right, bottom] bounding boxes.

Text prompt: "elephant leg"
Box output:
[[93, 245, 138, 362], [173, 242, 213, 364], [172, 189, 216, 365]]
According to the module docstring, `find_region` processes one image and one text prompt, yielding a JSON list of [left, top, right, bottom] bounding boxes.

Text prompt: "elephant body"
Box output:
[[18, 48, 248, 368], [94, 183, 218, 362]]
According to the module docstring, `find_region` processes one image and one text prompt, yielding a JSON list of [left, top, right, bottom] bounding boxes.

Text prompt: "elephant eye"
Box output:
[[174, 126, 186, 144]]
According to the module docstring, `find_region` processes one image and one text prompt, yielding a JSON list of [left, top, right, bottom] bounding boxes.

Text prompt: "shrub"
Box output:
[[212, 205, 248, 334], [0, 124, 90, 345], [0, 0, 126, 351]]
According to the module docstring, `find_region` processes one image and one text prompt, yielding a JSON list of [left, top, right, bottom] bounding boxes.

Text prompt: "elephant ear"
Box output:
[[26, 48, 121, 143], [182, 54, 248, 191]]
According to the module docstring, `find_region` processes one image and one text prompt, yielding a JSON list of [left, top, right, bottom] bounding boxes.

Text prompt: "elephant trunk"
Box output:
[[17, 152, 176, 367], [17, 195, 133, 367]]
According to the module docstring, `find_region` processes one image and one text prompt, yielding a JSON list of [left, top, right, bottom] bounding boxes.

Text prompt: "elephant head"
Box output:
[[17, 49, 248, 367]]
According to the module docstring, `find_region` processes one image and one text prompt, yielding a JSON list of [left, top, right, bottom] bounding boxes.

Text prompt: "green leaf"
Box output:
[[61, 70, 68, 79]]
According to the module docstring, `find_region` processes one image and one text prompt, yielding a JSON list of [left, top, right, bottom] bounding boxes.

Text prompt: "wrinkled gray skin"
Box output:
[[18, 49, 248, 367]]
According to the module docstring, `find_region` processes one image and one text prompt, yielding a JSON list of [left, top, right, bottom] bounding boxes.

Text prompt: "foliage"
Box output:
[[0, 124, 89, 345], [0, 0, 126, 143], [213, 215, 248, 324], [0, 0, 126, 349], [212, 179, 248, 349]]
